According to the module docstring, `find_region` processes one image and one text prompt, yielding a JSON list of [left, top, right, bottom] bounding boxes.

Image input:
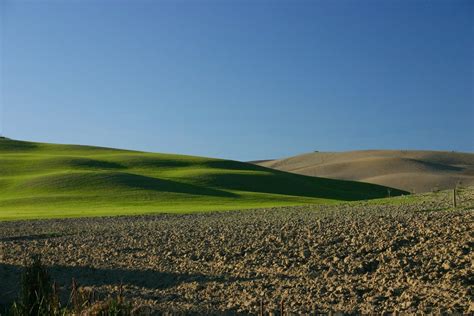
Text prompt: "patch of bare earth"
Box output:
[[1, 189, 473, 314], [257, 150, 474, 193]]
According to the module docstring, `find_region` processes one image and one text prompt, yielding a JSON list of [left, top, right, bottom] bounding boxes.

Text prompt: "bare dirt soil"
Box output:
[[256, 150, 474, 193], [1, 189, 473, 314]]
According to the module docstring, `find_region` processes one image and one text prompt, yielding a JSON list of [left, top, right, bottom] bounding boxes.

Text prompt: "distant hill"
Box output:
[[255, 150, 474, 193], [0, 139, 405, 220]]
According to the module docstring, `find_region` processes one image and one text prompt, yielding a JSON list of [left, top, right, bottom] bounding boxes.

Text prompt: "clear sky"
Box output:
[[0, 0, 472, 160]]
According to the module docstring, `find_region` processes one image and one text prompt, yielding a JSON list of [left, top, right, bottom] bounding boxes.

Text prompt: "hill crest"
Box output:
[[0, 139, 406, 220], [256, 150, 474, 193]]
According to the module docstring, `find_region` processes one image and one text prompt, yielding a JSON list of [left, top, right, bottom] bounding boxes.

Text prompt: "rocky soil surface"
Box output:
[[1, 189, 473, 314]]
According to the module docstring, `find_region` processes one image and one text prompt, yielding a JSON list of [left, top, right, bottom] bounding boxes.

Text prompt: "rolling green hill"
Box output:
[[0, 138, 406, 220]]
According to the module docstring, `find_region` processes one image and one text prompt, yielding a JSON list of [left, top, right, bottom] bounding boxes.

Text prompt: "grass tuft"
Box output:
[[6, 256, 135, 316]]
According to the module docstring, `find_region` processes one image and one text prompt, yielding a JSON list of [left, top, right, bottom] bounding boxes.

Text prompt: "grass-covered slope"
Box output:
[[0, 138, 406, 220]]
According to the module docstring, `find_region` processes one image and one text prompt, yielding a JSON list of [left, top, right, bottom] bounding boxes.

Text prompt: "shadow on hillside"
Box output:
[[69, 158, 126, 170], [196, 172, 407, 200], [0, 139, 38, 151], [19, 172, 239, 198], [409, 158, 465, 172], [113, 173, 239, 198], [203, 160, 266, 171], [122, 157, 195, 168]]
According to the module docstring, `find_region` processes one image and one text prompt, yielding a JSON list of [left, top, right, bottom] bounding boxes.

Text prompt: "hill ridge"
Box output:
[[256, 150, 474, 193], [0, 139, 406, 220]]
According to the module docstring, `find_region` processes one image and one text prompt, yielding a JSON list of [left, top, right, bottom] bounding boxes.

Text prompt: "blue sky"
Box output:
[[1, 0, 472, 160]]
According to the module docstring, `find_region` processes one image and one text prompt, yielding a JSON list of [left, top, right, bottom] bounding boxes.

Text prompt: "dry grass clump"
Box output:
[[5, 256, 141, 316]]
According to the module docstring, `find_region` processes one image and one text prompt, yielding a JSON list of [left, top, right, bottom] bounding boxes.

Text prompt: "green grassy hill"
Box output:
[[0, 138, 407, 220]]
